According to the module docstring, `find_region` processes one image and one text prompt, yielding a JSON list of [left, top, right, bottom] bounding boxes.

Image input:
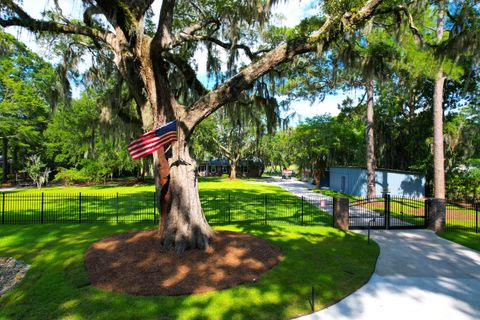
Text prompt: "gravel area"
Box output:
[[0, 257, 30, 296]]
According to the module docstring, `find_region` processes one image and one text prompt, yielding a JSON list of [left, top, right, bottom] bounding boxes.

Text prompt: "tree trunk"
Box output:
[[12, 145, 18, 185], [433, 0, 446, 199], [2, 137, 8, 183], [160, 135, 214, 255], [230, 160, 237, 179], [433, 71, 446, 199], [366, 80, 376, 199]]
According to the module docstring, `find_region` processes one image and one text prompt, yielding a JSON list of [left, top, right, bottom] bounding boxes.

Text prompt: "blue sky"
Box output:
[[5, 0, 356, 124]]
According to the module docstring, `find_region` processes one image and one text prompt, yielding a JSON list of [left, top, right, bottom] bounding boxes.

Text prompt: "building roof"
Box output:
[[201, 158, 230, 166], [329, 166, 424, 176]]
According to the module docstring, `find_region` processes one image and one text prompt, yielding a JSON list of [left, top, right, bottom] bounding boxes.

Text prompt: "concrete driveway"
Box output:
[[295, 229, 480, 320], [264, 177, 480, 319]]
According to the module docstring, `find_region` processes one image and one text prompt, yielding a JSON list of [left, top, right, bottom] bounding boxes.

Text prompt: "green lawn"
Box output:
[[1, 178, 332, 226], [445, 203, 479, 230], [0, 224, 379, 320], [310, 189, 359, 201], [437, 230, 480, 252]]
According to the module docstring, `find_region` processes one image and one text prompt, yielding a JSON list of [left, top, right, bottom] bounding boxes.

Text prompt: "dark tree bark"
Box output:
[[12, 145, 17, 184], [2, 137, 8, 183], [0, 0, 385, 253]]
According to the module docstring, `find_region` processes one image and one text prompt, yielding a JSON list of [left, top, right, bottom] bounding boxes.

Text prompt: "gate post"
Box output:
[[333, 197, 349, 231], [427, 198, 445, 232], [381, 193, 390, 229]]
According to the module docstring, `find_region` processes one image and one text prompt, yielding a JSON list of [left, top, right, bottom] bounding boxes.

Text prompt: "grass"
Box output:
[[437, 230, 480, 252], [0, 224, 379, 320], [1, 178, 332, 226], [310, 189, 359, 201], [5, 184, 155, 194], [445, 202, 479, 230]]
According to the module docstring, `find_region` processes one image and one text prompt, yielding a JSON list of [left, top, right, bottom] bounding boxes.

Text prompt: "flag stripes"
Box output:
[[128, 120, 177, 160]]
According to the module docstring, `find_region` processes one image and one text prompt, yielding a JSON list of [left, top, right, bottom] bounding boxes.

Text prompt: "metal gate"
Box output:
[[349, 195, 427, 230]]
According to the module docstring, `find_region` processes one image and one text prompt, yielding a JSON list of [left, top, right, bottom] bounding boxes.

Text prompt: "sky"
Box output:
[[4, 0, 353, 124]]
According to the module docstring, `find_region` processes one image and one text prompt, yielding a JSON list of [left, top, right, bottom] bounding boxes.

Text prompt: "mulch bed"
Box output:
[[85, 230, 283, 296]]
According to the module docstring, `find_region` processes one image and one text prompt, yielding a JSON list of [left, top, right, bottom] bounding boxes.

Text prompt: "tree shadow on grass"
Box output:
[[0, 224, 379, 320]]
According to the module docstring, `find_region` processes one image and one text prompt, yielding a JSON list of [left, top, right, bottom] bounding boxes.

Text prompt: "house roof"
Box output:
[[200, 158, 264, 167], [200, 158, 230, 166]]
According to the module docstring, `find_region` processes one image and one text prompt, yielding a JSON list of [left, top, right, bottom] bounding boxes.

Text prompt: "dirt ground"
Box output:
[[85, 230, 283, 296]]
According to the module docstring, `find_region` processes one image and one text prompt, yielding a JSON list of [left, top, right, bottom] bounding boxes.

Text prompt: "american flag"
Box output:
[[128, 120, 177, 160]]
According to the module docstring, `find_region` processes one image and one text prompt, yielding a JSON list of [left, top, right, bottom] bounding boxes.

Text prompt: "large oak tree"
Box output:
[[1, 0, 389, 253]]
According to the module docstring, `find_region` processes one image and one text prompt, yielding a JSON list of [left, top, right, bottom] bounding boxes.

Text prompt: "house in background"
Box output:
[[329, 166, 425, 197], [197, 158, 264, 178]]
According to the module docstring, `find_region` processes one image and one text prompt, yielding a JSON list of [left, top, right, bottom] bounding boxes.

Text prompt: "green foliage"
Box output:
[[446, 158, 480, 200], [259, 130, 294, 170], [0, 29, 55, 179], [24, 155, 50, 189], [53, 167, 90, 186], [323, 0, 366, 16], [290, 114, 364, 171], [44, 92, 142, 180]]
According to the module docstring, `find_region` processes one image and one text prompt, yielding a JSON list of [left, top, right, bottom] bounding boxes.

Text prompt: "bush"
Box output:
[[24, 155, 50, 188], [53, 168, 90, 186]]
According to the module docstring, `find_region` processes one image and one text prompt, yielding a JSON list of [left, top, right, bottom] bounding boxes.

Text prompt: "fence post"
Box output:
[[387, 194, 391, 229], [228, 193, 231, 224], [301, 196, 304, 226], [264, 194, 268, 225], [476, 202, 478, 234], [41, 193, 44, 224], [116, 192, 119, 224], [332, 197, 336, 227], [426, 198, 446, 232], [333, 197, 349, 230], [79, 193, 82, 223], [383, 194, 390, 229], [1, 193, 4, 224], [424, 199, 429, 228]]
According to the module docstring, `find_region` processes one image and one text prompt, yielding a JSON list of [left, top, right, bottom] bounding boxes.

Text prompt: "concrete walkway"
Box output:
[[266, 177, 334, 214], [296, 230, 480, 320], [264, 177, 480, 320]]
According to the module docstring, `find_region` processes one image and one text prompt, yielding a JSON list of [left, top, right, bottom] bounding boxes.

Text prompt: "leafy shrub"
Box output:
[[53, 168, 90, 186], [24, 155, 50, 188]]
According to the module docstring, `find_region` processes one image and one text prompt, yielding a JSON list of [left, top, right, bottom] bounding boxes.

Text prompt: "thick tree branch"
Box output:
[[171, 19, 218, 46], [182, 37, 318, 132], [0, 2, 117, 51], [182, 0, 382, 132], [177, 33, 269, 60], [83, 6, 103, 27], [214, 139, 232, 159], [171, 18, 270, 60], [154, 0, 175, 50], [375, 3, 426, 47]]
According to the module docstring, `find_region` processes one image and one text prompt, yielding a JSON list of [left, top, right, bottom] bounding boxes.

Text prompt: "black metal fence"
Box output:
[[446, 200, 479, 233], [348, 194, 478, 233], [0, 192, 333, 227], [349, 195, 427, 229]]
